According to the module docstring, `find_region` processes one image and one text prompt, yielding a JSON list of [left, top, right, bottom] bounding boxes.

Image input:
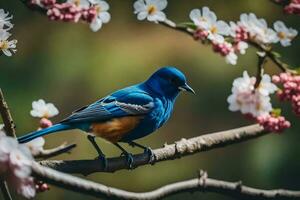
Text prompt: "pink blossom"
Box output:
[[229, 22, 249, 42], [81, 6, 97, 23], [193, 29, 209, 41], [41, 0, 56, 7], [212, 41, 237, 65], [47, 3, 82, 22], [39, 117, 53, 128], [257, 114, 291, 133], [284, 0, 300, 15], [35, 180, 50, 192], [272, 73, 300, 116]]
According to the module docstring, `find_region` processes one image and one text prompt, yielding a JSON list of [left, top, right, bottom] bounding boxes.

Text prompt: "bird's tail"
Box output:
[[18, 123, 73, 144]]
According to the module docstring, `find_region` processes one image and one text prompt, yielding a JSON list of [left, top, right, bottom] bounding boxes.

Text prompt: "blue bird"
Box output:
[[18, 67, 195, 168]]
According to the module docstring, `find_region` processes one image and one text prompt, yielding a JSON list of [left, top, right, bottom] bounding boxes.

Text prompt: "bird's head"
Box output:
[[145, 67, 195, 99]]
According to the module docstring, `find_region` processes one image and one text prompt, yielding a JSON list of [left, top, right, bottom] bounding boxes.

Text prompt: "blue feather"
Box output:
[[18, 124, 73, 143]]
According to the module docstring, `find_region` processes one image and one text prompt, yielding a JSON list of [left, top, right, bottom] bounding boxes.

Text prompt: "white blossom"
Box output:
[[0, 135, 36, 199], [89, 0, 111, 32], [0, 29, 17, 56], [227, 71, 277, 117], [190, 7, 230, 43], [25, 137, 45, 156], [0, 9, 13, 30], [9, 146, 33, 179], [134, 0, 167, 22], [30, 99, 59, 118], [15, 177, 36, 199], [273, 20, 298, 47], [257, 73, 278, 96], [238, 13, 278, 44], [0, 136, 18, 173], [229, 21, 239, 38], [189, 7, 216, 29]]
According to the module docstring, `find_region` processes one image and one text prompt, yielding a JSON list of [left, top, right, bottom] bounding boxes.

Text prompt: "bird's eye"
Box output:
[[169, 77, 177, 84]]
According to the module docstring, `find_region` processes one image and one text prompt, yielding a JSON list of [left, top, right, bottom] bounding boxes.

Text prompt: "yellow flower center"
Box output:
[[74, 0, 80, 6], [95, 5, 101, 14], [210, 26, 217, 34], [199, 17, 207, 22], [0, 40, 9, 50], [256, 103, 261, 111], [147, 5, 156, 15], [278, 31, 286, 39]]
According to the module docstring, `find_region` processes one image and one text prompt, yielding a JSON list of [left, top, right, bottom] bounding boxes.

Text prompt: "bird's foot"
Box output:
[[94, 155, 108, 170], [128, 142, 155, 164], [120, 152, 134, 169], [144, 147, 155, 164]]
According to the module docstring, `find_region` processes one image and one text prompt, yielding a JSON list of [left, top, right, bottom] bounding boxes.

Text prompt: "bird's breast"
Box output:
[[90, 116, 143, 143]]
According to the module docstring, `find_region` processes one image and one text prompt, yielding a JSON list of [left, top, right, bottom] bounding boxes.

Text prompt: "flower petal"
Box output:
[[137, 11, 148, 20], [90, 18, 103, 32], [99, 12, 111, 23], [134, 0, 146, 13]]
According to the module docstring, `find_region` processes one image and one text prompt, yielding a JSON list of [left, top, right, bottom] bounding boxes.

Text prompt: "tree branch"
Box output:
[[31, 163, 300, 200], [39, 124, 268, 175], [0, 89, 15, 200], [0, 89, 16, 138], [35, 143, 77, 159]]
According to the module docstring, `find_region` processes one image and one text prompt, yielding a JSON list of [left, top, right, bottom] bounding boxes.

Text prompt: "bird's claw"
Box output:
[[95, 155, 108, 170], [120, 152, 134, 169], [144, 147, 155, 164]]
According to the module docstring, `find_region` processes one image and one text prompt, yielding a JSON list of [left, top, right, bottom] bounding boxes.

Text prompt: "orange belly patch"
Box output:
[[90, 116, 143, 143]]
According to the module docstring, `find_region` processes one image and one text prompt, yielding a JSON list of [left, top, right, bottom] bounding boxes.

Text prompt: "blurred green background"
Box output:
[[0, 0, 300, 199]]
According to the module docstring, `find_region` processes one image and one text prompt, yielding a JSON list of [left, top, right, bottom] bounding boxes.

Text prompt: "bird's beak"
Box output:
[[178, 83, 195, 94]]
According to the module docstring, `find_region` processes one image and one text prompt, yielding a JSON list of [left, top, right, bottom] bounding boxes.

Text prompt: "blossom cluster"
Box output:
[[30, 0, 110, 32], [0, 9, 17, 56], [227, 71, 277, 117], [227, 71, 291, 132], [189, 8, 297, 65], [275, 0, 300, 15], [132, 2, 298, 65], [273, 73, 300, 116], [257, 114, 291, 133], [284, 0, 300, 15], [0, 128, 36, 198]]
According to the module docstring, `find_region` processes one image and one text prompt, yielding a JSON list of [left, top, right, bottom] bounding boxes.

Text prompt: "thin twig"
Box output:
[[0, 89, 16, 138], [0, 89, 15, 200], [248, 41, 296, 74], [39, 124, 268, 175], [35, 143, 77, 159], [31, 163, 300, 200], [159, 19, 194, 37], [254, 51, 267, 88], [0, 181, 12, 200]]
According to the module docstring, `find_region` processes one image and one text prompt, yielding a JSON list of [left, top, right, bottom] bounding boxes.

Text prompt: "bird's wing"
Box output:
[[60, 92, 154, 124]]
